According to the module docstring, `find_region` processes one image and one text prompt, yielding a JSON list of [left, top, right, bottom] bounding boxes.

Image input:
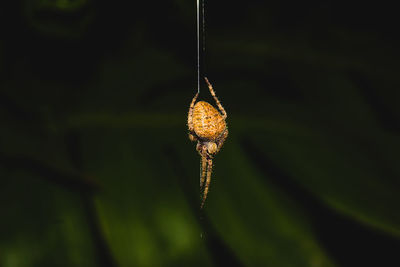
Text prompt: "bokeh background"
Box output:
[[1, 0, 400, 266]]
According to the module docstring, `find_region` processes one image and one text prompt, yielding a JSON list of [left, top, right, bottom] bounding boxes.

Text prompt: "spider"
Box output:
[[188, 77, 228, 209]]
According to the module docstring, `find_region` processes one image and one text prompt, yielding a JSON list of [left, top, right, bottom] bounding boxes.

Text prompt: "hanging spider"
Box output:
[[188, 77, 228, 209]]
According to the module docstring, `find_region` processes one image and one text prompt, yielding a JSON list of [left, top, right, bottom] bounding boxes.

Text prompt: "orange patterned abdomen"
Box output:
[[193, 101, 226, 140]]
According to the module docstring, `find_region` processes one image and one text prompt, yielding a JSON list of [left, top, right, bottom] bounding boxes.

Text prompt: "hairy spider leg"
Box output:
[[216, 128, 229, 153], [188, 92, 199, 134], [204, 77, 227, 119], [201, 158, 213, 209], [200, 156, 207, 190]]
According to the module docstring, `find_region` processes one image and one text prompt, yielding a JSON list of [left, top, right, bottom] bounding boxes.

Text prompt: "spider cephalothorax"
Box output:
[[188, 77, 228, 209]]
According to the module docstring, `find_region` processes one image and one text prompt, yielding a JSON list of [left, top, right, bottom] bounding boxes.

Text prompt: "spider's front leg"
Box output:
[[197, 144, 208, 194], [201, 157, 213, 209], [200, 155, 207, 190]]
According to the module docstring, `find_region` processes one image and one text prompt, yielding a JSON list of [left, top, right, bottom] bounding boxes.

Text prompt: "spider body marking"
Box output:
[[188, 77, 228, 209], [192, 101, 226, 140]]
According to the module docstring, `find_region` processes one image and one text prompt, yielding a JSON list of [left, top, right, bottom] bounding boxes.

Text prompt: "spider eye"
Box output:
[[207, 142, 217, 154]]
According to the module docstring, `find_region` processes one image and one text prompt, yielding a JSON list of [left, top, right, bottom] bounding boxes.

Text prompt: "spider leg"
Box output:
[[197, 144, 207, 193], [200, 155, 207, 190], [204, 77, 227, 119], [188, 92, 199, 133], [200, 158, 213, 209], [216, 128, 229, 153]]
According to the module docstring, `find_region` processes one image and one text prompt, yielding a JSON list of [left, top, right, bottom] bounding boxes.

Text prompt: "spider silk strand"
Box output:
[[196, 0, 200, 93], [196, 0, 206, 94]]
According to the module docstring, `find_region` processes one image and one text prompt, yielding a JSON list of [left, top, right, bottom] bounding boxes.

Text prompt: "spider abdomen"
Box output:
[[193, 101, 226, 140]]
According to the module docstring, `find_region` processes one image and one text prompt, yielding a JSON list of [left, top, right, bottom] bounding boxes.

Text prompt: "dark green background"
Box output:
[[1, 0, 400, 266]]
